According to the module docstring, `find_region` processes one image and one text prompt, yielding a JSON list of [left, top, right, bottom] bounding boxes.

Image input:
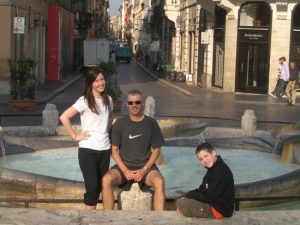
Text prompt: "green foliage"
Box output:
[[98, 61, 117, 77], [105, 77, 123, 100], [97, 61, 122, 100], [8, 58, 36, 100]]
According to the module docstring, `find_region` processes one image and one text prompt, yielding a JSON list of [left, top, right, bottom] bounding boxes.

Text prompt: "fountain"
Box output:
[[1, 101, 300, 210]]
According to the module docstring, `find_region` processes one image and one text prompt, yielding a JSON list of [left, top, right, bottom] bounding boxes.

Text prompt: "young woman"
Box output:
[[60, 68, 113, 210], [176, 143, 235, 219]]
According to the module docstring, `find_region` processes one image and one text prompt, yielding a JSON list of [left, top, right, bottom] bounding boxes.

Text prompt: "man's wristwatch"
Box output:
[[144, 166, 149, 172]]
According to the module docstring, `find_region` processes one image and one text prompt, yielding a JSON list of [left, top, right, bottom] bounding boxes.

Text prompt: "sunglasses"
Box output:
[[127, 101, 142, 105]]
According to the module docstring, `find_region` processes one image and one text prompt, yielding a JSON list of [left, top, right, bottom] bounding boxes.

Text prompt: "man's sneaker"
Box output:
[[282, 95, 288, 98], [269, 92, 277, 98]]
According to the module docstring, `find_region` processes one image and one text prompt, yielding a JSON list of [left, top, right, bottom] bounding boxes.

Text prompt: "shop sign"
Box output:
[[201, 32, 209, 44], [239, 29, 269, 43], [14, 17, 25, 34]]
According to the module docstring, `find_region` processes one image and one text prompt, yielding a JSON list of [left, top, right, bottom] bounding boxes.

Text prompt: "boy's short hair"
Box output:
[[195, 142, 215, 154]]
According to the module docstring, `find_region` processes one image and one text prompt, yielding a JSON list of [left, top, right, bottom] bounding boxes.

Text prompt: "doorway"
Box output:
[[236, 2, 271, 94], [236, 43, 269, 93]]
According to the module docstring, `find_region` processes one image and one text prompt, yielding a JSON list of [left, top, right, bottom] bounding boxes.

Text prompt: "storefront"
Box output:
[[235, 2, 271, 94], [290, 4, 300, 68]]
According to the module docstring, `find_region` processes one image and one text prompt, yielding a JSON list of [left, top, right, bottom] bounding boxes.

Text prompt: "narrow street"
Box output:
[[113, 60, 299, 129], [0, 60, 298, 129]]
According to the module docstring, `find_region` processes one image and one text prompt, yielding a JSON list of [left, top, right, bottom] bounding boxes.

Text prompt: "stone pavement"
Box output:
[[0, 208, 299, 225]]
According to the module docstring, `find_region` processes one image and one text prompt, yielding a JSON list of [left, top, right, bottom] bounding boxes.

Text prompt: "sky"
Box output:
[[109, 0, 123, 17]]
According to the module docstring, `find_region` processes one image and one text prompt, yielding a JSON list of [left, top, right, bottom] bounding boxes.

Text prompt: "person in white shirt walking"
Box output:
[[270, 56, 290, 98], [60, 68, 113, 211]]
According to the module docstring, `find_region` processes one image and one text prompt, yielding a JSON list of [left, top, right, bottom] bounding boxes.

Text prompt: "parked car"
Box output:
[[115, 43, 131, 63]]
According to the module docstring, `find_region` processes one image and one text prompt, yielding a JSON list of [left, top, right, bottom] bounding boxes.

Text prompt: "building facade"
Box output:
[[122, 0, 300, 94], [0, 0, 48, 94], [0, 0, 111, 94], [166, 0, 300, 94]]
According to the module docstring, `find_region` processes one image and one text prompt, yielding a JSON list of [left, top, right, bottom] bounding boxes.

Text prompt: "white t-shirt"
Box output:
[[73, 96, 113, 151]]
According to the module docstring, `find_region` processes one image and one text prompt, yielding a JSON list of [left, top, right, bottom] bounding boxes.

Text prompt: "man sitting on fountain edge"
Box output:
[[102, 89, 165, 211]]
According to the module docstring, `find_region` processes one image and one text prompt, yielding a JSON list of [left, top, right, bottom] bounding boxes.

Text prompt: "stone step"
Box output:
[[0, 208, 299, 225]]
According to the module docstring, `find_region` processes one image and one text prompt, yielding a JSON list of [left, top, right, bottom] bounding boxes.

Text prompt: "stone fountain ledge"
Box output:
[[0, 207, 299, 225], [1, 126, 276, 156], [0, 105, 285, 155]]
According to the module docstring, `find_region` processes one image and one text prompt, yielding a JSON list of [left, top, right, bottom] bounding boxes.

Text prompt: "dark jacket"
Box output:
[[184, 155, 235, 217], [289, 68, 298, 82]]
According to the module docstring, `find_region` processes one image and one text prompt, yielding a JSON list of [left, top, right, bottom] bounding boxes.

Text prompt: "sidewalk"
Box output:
[[0, 74, 83, 116], [134, 58, 299, 107], [0, 74, 83, 105]]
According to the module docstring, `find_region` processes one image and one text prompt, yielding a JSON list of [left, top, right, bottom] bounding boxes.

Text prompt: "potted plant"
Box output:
[[97, 61, 123, 111], [8, 58, 37, 110], [105, 76, 123, 111]]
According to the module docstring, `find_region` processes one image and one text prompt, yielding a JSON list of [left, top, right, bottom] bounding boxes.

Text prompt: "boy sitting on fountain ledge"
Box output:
[[102, 89, 165, 211], [176, 143, 235, 219]]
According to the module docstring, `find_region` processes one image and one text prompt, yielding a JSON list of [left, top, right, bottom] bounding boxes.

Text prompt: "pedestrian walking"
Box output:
[[102, 89, 165, 211], [144, 53, 150, 69], [270, 56, 290, 98], [60, 68, 113, 211], [176, 143, 235, 219], [286, 61, 298, 106]]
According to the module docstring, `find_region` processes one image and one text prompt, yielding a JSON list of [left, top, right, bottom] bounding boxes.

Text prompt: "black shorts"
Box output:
[[110, 164, 159, 191]]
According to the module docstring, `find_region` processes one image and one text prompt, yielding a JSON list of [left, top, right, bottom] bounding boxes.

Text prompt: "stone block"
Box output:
[[144, 96, 155, 118], [241, 109, 257, 136], [118, 183, 152, 211], [42, 104, 59, 135]]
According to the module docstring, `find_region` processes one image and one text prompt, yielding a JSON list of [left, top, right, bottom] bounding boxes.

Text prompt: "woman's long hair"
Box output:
[[83, 68, 110, 114]]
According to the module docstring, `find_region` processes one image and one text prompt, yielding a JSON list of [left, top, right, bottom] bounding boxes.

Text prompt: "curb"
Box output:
[[37, 74, 84, 103], [133, 58, 192, 96]]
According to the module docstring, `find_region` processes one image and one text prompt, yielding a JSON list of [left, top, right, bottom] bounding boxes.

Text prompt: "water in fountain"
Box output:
[[0, 127, 7, 167]]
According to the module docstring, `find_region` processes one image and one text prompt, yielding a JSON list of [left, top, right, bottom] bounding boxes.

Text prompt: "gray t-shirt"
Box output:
[[112, 115, 165, 167]]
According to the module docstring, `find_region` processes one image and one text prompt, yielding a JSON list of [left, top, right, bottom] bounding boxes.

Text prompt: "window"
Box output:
[[239, 3, 270, 27]]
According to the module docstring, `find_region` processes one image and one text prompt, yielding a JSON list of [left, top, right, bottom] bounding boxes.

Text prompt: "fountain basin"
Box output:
[[1, 146, 300, 209], [1, 117, 300, 210]]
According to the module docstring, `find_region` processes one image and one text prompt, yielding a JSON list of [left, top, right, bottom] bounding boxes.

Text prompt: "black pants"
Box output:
[[78, 148, 110, 206]]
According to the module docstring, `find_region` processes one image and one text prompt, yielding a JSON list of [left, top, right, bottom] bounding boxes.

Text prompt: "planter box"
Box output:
[[186, 80, 194, 85], [9, 100, 37, 111], [113, 100, 122, 111]]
